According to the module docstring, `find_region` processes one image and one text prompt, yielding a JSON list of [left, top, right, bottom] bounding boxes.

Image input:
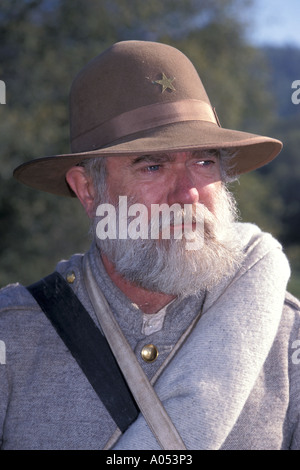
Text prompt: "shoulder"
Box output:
[[234, 222, 290, 277], [283, 291, 300, 345], [0, 283, 44, 351], [0, 253, 85, 359], [0, 252, 84, 322], [234, 222, 284, 254], [0, 283, 37, 313], [229, 222, 290, 283], [284, 291, 300, 313], [280, 291, 300, 339], [54, 253, 84, 293]]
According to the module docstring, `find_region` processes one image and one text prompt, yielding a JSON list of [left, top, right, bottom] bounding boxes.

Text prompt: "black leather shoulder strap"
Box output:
[[27, 271, 139, 432]]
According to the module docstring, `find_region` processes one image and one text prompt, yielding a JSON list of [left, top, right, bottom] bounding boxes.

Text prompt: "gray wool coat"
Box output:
[[0, 223, 300, 450]]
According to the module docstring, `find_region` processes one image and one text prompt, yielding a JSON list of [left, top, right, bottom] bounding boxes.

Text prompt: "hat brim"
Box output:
[[13, 121, 282, 197]]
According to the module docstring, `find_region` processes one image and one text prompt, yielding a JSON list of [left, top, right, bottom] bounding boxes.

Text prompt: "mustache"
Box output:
[[93, 184, 236, 246], [111, 201, 210, 243], [149, 203, 209, 242]]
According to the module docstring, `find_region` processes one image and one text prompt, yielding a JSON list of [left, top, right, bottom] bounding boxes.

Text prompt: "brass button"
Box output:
[[141, 344, 159, 363], [66, 271, 76, 284]]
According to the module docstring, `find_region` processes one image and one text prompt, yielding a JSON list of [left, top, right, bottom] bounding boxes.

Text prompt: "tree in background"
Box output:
[[0, 0, 299, 296]]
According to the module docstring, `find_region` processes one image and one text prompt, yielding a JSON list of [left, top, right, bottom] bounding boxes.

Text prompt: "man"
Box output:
[[1, 40, 300, 450]]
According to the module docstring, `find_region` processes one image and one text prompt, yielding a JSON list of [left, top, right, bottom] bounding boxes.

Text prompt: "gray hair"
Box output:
[[219, 149, 239, 183]]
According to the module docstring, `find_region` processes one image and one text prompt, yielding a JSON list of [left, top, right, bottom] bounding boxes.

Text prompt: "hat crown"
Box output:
[[70, 40, 212, 153], [13, 40, 282, 197]]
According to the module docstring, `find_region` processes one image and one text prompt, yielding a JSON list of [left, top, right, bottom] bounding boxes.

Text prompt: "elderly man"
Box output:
[[1, 41, 300, 450]]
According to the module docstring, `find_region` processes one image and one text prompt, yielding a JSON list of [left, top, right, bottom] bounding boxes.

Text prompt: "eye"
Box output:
[[196, 160, 215, 167], [145, 164, 161, 172]]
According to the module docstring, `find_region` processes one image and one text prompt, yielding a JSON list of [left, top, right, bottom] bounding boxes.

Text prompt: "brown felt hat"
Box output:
[[14, 40, 282, 197]]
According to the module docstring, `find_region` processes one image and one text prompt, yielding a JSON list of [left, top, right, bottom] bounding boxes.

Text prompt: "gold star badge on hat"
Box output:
[[153, 72, 175, 93]]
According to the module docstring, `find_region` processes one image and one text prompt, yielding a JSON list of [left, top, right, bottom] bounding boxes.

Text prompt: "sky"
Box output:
[[247, 0, 300, 47]]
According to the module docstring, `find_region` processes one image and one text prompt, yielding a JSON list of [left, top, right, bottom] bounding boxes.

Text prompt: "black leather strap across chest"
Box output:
[[27, 271, 139, 432]]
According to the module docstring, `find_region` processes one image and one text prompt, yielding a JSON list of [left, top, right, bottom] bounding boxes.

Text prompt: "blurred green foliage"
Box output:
[[0, 0, 299, 297]]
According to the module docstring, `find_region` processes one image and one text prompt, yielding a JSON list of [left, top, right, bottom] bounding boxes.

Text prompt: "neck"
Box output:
[[100, 253, 176, 314]]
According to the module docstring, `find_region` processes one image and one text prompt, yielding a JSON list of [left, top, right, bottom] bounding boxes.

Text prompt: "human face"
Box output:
[[104, 151, 222, 215], [93, 154, 242, 296]]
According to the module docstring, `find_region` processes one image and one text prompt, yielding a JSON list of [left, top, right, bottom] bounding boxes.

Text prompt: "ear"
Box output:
[[65, 166, 96, 218]]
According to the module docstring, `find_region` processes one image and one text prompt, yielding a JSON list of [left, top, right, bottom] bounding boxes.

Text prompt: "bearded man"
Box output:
[[1, 41, 300, 450]]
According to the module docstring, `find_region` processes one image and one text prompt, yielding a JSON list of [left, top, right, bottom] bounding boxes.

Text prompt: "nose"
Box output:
[[167, 169, 200, 206]]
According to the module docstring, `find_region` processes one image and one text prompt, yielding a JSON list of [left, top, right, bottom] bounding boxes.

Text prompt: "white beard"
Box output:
[[93, 185, 244, 297]]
